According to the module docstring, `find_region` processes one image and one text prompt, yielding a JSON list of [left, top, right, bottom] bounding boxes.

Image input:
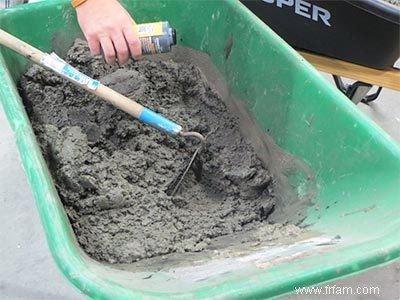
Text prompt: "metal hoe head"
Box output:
[[169, 131, 205, 196]]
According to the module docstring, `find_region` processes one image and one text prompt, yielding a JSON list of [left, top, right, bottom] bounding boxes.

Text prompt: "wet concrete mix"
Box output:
[[20, 40, 299, 264]]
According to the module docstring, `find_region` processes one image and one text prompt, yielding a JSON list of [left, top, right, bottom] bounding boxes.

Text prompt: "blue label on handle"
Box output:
[[139, 108, 182, 135]]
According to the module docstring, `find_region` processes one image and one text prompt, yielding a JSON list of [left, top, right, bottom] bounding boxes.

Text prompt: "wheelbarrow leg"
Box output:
[[333, 75, 383, 104]]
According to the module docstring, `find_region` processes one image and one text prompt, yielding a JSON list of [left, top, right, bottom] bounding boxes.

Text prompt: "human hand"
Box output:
[[76, 0, 142, 64]]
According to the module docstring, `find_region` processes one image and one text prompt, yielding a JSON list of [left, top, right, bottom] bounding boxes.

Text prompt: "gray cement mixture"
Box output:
[[20, 40, 302, 264]]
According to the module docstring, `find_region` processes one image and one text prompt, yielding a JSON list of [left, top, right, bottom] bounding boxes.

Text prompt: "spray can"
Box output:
[[135, 21, 177, 55]]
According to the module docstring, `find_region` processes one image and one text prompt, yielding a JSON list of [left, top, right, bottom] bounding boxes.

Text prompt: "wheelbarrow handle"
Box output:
[[0, 28, 182, 136]]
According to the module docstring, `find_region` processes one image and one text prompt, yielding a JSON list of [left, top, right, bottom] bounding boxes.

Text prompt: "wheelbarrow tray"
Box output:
[[0, 0, 400, 298]]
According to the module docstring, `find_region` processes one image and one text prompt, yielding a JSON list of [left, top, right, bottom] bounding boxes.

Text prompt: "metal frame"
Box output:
[[333, 75, 383, 104]]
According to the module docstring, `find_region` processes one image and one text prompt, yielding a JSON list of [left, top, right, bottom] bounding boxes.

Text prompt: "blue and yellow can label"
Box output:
[[135, 22, 164, 38]]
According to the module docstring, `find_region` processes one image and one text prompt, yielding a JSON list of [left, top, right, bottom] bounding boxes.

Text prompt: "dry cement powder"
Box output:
[[21, 40, 289, 264]]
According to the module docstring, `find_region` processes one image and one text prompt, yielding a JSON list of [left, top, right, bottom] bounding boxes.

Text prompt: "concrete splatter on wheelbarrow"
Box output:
[[20, 39, 303, 264], [381, 0, 400, 6]]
